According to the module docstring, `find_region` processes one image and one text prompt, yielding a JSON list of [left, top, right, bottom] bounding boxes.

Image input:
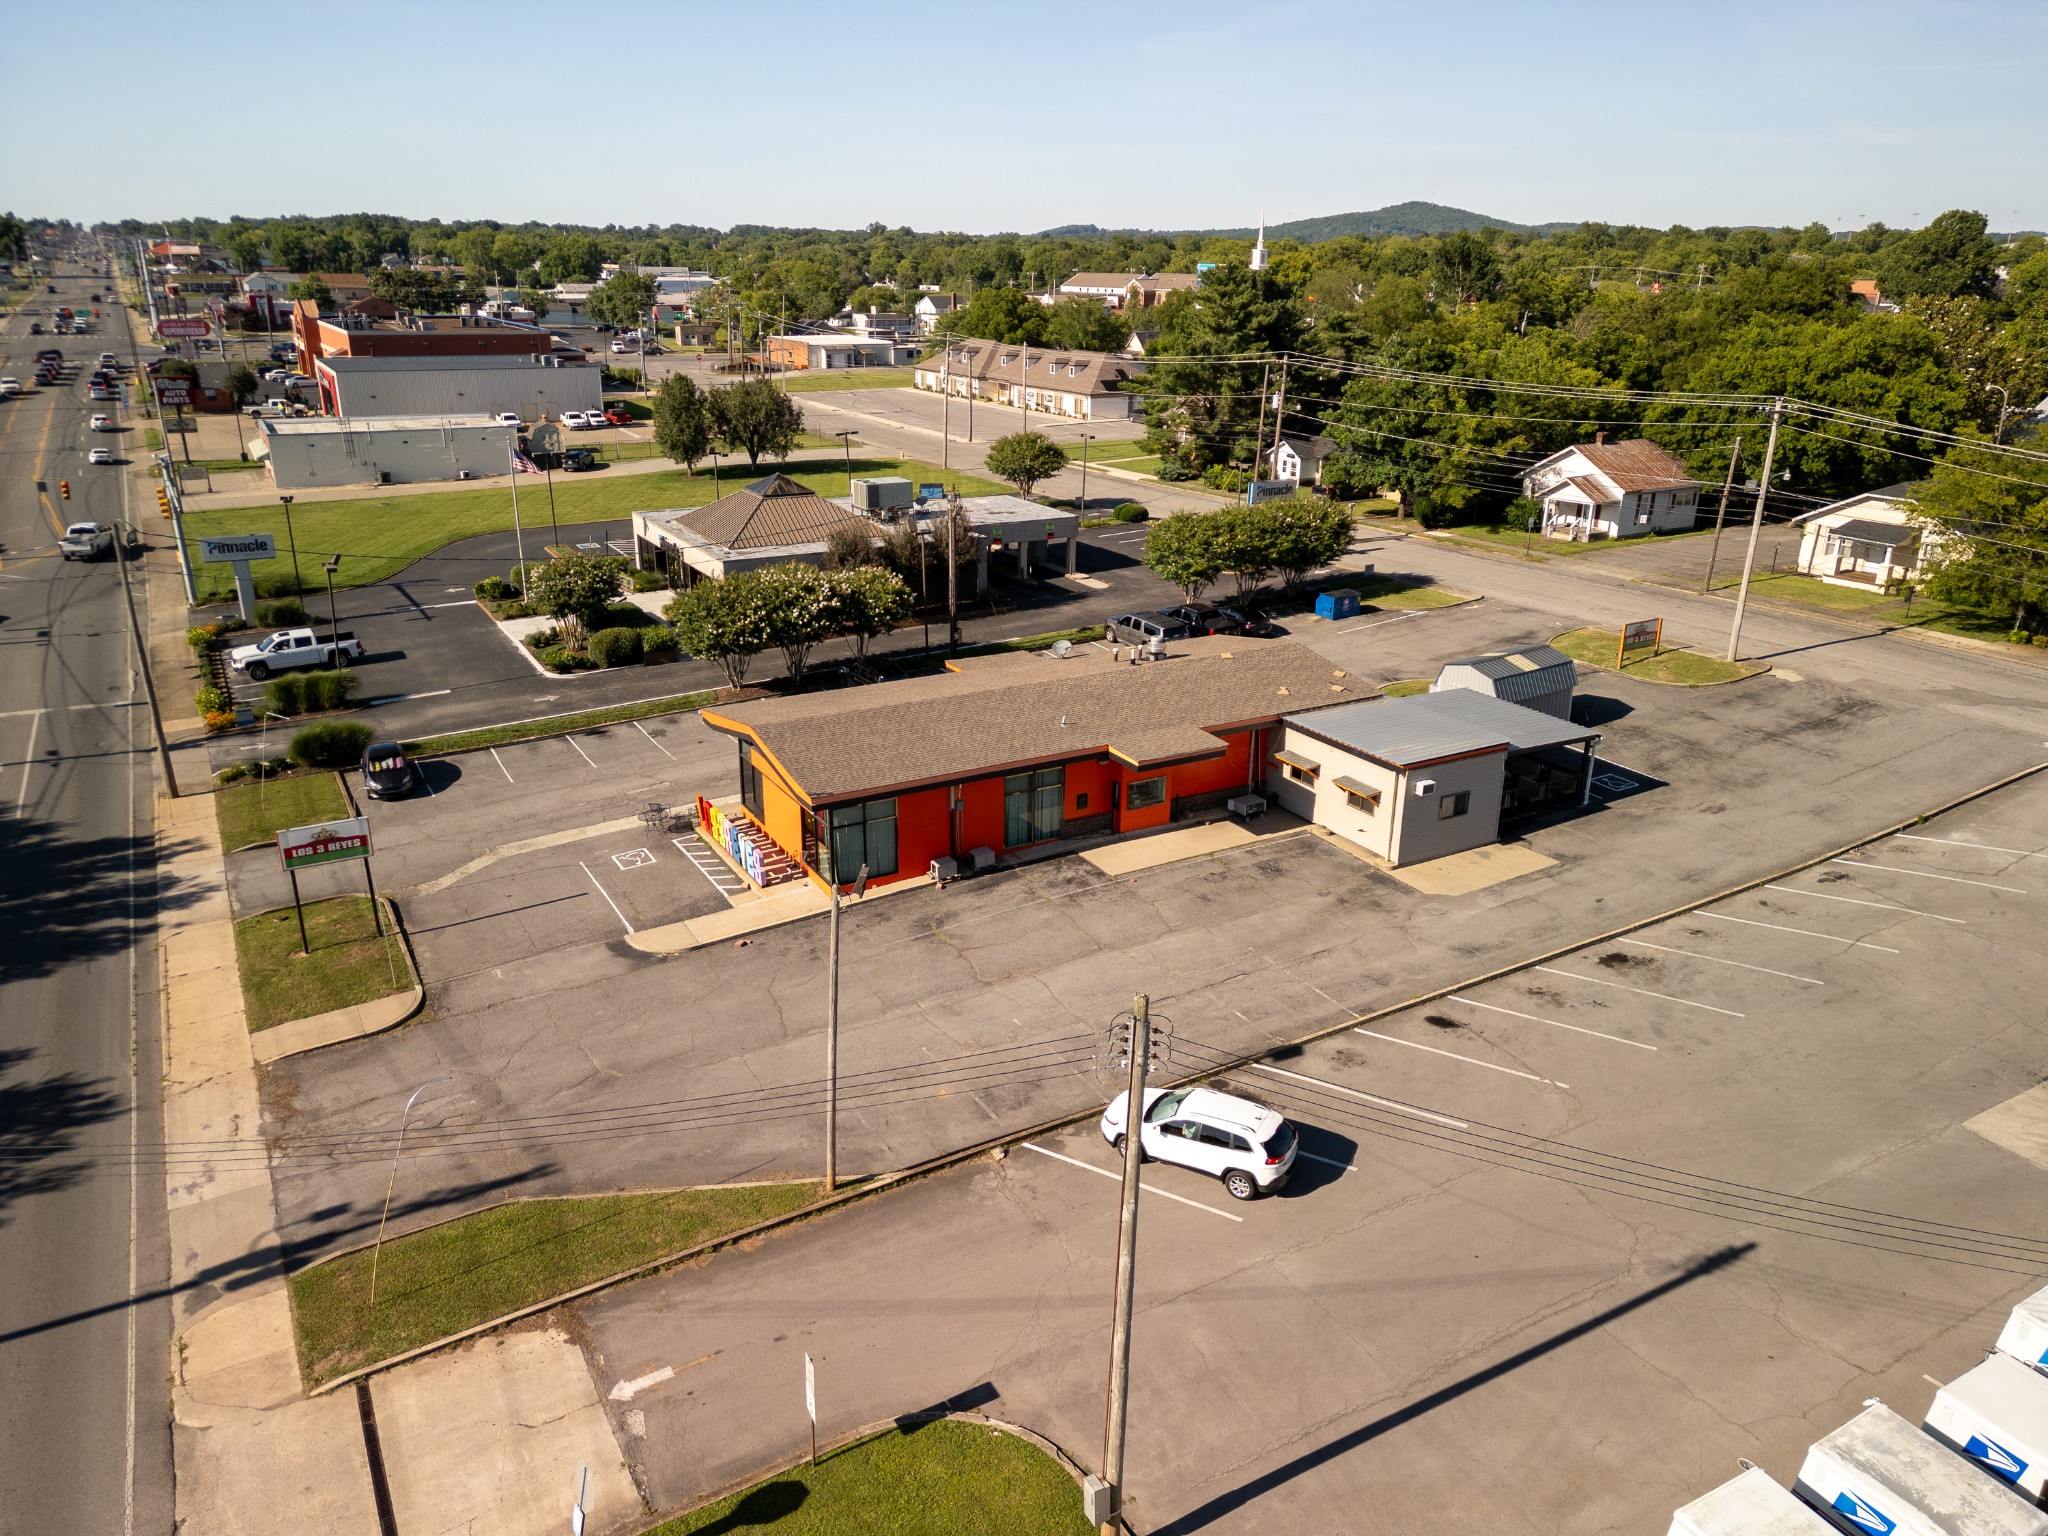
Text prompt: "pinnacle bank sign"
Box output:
[[199, 533, 277, 564]]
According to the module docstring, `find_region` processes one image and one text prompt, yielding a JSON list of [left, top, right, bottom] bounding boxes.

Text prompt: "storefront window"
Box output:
[[1004, 767, 1064, 846], [819, 798, 897, 881], [738, 741, 763, 820], [1125, 776, 1166, 810]]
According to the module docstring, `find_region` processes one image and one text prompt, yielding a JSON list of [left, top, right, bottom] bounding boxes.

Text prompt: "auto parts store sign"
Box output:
[[278, 817, 372, 871]]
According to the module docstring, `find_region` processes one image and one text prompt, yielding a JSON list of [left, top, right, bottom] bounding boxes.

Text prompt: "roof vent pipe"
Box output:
[[1594, 430, 1606, 447]]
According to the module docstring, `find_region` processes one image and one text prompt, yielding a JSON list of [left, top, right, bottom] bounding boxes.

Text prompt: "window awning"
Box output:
[[1273, 749, 1319, 773], [1332, 775, 1380, 801]]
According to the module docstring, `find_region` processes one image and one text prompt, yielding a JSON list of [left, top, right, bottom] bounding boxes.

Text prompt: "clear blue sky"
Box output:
[[8, 0, 2044, 234]]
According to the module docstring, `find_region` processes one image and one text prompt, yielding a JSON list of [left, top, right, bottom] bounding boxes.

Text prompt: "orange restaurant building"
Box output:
[[698, 636, 1371, 889]]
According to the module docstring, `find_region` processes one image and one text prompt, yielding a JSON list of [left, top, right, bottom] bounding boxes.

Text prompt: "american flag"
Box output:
[[514, 451, 543, 474]]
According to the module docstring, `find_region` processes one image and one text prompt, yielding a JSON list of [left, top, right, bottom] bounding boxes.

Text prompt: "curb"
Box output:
[[300, 757, 2048, 1397], [249, 894, 423, 1063]]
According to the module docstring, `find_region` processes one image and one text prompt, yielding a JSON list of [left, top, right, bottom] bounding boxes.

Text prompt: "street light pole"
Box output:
[[369, 1076, 452, 1307], [1079, 433, 1095, 517], [506, 439, 528, 586], [1987, 383, 2013, 445], [1098, 994, 1152, 1536], [277, 494, 301, 595], [322, 557, 342, 665], [835, 429, 856, 498]]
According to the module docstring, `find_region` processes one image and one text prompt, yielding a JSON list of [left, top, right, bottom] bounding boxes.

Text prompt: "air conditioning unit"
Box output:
[[1413, 779, 1437, 797]]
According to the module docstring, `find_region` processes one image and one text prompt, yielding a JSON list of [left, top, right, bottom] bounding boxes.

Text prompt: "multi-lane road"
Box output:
[[0, 256, 172, 1533]]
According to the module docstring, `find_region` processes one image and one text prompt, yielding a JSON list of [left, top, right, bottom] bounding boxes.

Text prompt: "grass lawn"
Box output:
[[233, 895, 412, 1033], [291, 1182, 820, 1387], [781, 365, 918, 393], [644, 1418, 1092, 1536], [403, 689, 721, 756], [1708, 572, 2014, 644], [180, 455, 1008, 603], [1552, 626, 1767, 686], [1380, 679, 1432, 696], [214, 772, 347, 851]]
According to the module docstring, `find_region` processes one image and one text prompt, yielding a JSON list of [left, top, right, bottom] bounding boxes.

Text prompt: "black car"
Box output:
[[1165, 603, 1276, 638], [28, 322, 41, 335], [360, 741, 419, 800], [562, 449, 597, 472]]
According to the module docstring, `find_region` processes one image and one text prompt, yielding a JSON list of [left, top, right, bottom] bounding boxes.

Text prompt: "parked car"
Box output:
[[1105, 611, 1194, 647], [609, 339, 629, 354], [1163, 603, 1276, 638], [58, 522, 114, 561], [562, 449, 597, 472], [602, 403, 635, 426], [1099, 1085, 1298, 1201], [225, 627, 365, 680], [558, 409, 591, 430], [492, 411, 522, 428], [87, 447, 114, 465], [359, 741, 419, 800]]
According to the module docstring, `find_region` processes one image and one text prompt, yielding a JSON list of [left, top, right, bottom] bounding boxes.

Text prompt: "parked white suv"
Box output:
[[1099, 1085, 1298, 1200]]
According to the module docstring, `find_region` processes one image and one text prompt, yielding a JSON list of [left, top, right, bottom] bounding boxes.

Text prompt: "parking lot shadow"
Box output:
[[1148, 1242, 1755, 1535], [1571, 694, 1633, 728], [1278, 1128, 1360, 1198], [416, 758, 463, 794]]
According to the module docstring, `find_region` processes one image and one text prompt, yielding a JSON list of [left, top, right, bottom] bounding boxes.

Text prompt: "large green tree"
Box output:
[[1136, 261, 1304, 474], [1913, 432, 2048, 631], [652, 373, 713, 469], [757, 563, 835, 681], [1142, 510, 1227, 600], [1875, 209, 1998, 300], [526, 553, 627, 634], [985, 431, 1068, 496], [827, 565, 912, 657], [709, 379, 806, 466], [665, 573, 773, 689], [589, 270, 658, 330], [367, 267, 458, 313]]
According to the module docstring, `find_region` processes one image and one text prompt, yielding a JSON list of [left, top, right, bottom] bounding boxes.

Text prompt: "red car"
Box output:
[[603, 404, 634, 427]]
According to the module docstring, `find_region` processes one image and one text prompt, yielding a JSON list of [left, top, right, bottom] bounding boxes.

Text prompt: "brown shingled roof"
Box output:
[[679, 474, 871, 552], [1578, 439, 1696, 493], [702, 636, 1372, 802]]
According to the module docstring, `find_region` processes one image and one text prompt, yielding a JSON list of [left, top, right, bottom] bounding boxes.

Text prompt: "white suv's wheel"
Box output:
[[1223, 1168, 1258, 1201]]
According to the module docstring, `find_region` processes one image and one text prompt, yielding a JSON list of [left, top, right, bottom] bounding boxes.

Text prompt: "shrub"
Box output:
[[195, 684, 228, 715], [525, 626, 561, 651], [505, 566, 530, 595], [629, 567, 667, 592], [263, 673, 307, 715], [1153, 455, 1195, 482], [187, 624, 219, 652], [215, 763, 249, 785], [1201, 465, 1248, 494], [589, 627, 643, 667], [304, 669, 359, 710], [538, 646, 596, 673], [256, 597, 309, 626], [1112, 502, 1149, 523], [640, 621, 680, 657], [255, 572, 303, 598], [202, 710, 236, 734], [474, 576, 511, 601], [2035, 635, 2048, 649], [288, 721, 374, 768]]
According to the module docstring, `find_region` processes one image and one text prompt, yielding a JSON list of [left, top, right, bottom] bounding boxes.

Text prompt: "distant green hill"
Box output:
[[1035, 202, 1578, 243]]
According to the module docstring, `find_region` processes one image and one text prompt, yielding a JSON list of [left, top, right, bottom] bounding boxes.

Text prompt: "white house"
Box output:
[[913, 293, 959, 333], [1058, 272, 1148, 307], [1269, 434, 1336, 486], [1792, 483, 1935, 589], [1521, 436, 1701, 541]]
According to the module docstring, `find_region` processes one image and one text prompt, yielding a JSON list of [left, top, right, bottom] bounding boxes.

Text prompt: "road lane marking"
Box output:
[[1352, 1028, 1567, 1088], [579, 862, 635, 933], [567, 734, 599, 769], [634, 720, 675, 759], [489, 747, 515, 783], [1895, 834, 2048, 859], [1695, 910, 1899, 952], [15, 708, 41, 816], [1248, 1063, 1469, 1128], [1830, 857, 2024, 894], [608, 1365, 675, 1402], [1449, 994, 1657, 1049], [1617, 936, 1822, 985], [1019, 1142, 1244, 1221], [1531, 965, 1745, 1017], [1763, 883, 1964, 925]]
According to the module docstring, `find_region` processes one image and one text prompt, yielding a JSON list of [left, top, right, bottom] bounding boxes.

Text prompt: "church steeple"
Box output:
[[1249, 218, 1268, 272]]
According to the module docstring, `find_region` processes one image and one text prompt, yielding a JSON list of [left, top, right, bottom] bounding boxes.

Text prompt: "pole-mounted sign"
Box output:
[[200, 533, 277, 621], [278, 817, 372, 872]]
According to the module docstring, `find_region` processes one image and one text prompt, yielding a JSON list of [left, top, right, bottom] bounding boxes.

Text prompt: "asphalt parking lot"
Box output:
[[570, 770, 2048, 1534]]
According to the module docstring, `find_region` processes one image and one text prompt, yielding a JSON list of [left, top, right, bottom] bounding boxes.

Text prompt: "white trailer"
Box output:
[[1997, 1286, 2048, 1375], [1671, 1466, 1836, 1534], [1927, 1354, 2048, 1504], [1794, 1403, 2048, 1536]]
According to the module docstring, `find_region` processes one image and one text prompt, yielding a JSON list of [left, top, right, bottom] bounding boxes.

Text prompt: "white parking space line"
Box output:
[[1448, 995, 1657, 1049], [1830, 857, 2024, 894], [1019, 1143, 1244, 1221], [1354, 1028, 1568, 1088], [489, 747, 515, 783], [1617, 936, 1821, 985], [1696, 910, 1899, 953], [1531, 965, 1745, 1017], [566, 735, 599, 770], [579, 862, 635, 933], [1337, 610, 1427, 634], [14, 708, 40, 816], [1763, 883, 1965, 925], [1295, 1150, 1355, 1173], [1895, 834, 2048, 859], [1249, 1063, 1469, 1128], [634, 721, 676, 759]]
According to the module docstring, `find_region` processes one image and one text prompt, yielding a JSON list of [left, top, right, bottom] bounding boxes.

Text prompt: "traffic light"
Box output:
[[157, 486, 171, 517], [60, 480, 70, 501]]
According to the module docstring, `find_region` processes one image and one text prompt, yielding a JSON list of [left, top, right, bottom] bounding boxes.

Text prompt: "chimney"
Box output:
[[1593, 430, 1606, 447]]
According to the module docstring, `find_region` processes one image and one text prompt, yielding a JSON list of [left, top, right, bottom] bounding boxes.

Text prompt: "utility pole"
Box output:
[[1248, 362, 1270, 504], [1725, 400, 1785, 663], [1078, 433, 1094, 517], [1699, 435, 1743, 594], [945, 493, 960, 654], [110, 491, 178, 798], [940, 343, 951, 471], [1098, 994, 1152, 1536]]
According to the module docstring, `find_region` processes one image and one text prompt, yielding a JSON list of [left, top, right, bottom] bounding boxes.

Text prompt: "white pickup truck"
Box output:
[[59, 522, 114, 560], [225, 627, 365, 679]]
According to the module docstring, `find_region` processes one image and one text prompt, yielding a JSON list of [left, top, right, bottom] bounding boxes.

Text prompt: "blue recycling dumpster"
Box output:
[[1314, 589, 1361, 620]]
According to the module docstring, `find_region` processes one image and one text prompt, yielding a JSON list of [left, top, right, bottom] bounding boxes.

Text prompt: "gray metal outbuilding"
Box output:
[[1432, 644, 1578, 720]]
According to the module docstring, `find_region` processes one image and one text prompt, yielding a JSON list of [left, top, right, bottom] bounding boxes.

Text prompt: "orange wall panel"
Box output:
[[1066, 758, 1110, 819], [960, 778, 1003, 854], [892, 786, 954, 885]]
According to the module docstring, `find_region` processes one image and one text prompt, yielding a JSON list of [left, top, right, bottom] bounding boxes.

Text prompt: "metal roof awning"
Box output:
[[1826, 517, 1916, 548], [1332, 775, 1380, 800], [1273, 748, 1320, 773]]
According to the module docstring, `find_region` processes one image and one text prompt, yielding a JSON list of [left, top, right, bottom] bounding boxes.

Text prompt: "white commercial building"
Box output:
[[311, 354, 602, 423], [257, 415, 517, 491]]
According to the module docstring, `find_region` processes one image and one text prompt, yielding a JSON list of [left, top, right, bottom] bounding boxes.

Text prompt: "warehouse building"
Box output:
[[700, 637, 1370, 890], [257, 415, 516, 490], [1431, 645, 1578, 720], [1269, 689, 1602, 867], [312, 353, 602, 422]]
